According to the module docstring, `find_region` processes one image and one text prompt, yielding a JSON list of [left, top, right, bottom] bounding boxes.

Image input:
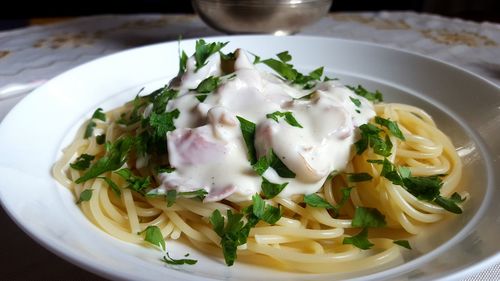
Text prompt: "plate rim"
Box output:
[[1, 34, 499, 281]]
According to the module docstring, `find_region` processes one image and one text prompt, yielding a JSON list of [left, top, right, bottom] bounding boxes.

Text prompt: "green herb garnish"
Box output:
[[75, 136, 134, 184], [77, 189, 93, 204], [162, 252, 198, 265], [140, 225, 165, 250], [70, 154, 95, 170], [343, 228, 374, 250], [347, 85, 383, 103], [261, 177, 288, 199], [194, 39, 228, 71], [236, 116, 257, 164], [394, 240, 412, 249], [351, 207, 387, 228], [252, 149, 296, 178], [266, 111, 303, 128]]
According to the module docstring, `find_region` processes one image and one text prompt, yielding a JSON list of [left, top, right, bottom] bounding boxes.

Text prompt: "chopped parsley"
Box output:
[[303, 193, 335, 209], [114, 168, 152, 194], [194, 39, 228, 71], [347, 85, 383, 103], [75, 136, 134, 184], [97, 176, 121, 197], [70, 154, 95, 170], [140, 225, 165, 250], [349, 96, 362, 107], [394, 240, 412, 249], [236, 116, 257, 164], [209, 194, 282, 266], [266, 111, 303, 128], [369, 158, 464, 214], [178, 50, 188, 76], [252, 149, 296, 178], [254, 51, 324, 89], [84, 108, 106, 139], [145, 188, 208, 207], [193, 76, 220, 102], [355, 123, 393, 157], [76, 189, 93, 204], [343, 228, 374, 250], [260, 177, 288, 199], [96, 134, 106, 145], [303, 187, 352, 217], [250, 194, 282, 224], [347, 172, 373, 182], [375, 116, 405, 140], [162, 252, 197, 265], [351, 207, 387, 228]]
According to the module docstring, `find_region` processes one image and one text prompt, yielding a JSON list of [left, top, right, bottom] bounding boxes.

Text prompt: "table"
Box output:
[[0, 12, 499, 281]]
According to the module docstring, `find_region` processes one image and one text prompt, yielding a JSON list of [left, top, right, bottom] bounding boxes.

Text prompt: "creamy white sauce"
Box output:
[[155, 49, 375, 202]]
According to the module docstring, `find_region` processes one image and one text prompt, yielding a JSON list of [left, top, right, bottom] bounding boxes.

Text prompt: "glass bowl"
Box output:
[[192, 0, 333, 35]]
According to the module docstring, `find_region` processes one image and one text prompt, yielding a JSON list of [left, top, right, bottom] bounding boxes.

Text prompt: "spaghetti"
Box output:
[[53, 41, 465, 273]]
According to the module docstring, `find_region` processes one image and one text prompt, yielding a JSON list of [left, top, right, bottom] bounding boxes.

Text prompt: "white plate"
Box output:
[[0, 35, 499, 281]]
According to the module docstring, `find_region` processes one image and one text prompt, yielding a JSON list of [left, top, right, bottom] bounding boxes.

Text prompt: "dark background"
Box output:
[[0, 0, 499, 31]]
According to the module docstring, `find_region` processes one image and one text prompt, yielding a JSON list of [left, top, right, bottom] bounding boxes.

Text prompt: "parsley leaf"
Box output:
[[261, 177, 288, 199], [350, 96, 361, 107], [141, 225, 165, 251], [370, 158, 461, 214], [157, 166, 176, 174], [266, 111, 303, 128], [303, 188, 352, 217], [303, 193, 335, 209], [151, 87, 178, 114], [236, 116, 257, 164], [114, 168, 152, 194], [251, 194, 282, 224], [178, 50, 188, 76], [193, 76, 220, 102], [402, 175, 442, 201], [355, 123, 393, 157], [352, 207, 387, 228], [347, 172, 373, 182], [84, 121, 96, 139], [261, 58, 297, 81], [209, 209, 225, 237], [76, 189, 93, 204], [210, 209, 245, 266], [394, 240, 412, 249], [339, 187, 353, 206], [375, 117, 405, 140], [75, 136, 134, 184], [209, 195, 282, 266], [434, 195, 463, 214], [252, 149, 296, 178], [147, 188, 208, 207], [96, 134, 106, 145], [162, 252, 197, 265], [194, 39, 228, 71], [84, 108, 106, 139], [98, 176, 121, 197], [166, 190, 177, 207], [276, 51, 292, 62], [347, 85, 383, 103], [343, 228, 374, 250], [70, 154, 95, 170], [257, 51, 323, 89], [149, 109, 180, 138], [91, 107, 106, 121]]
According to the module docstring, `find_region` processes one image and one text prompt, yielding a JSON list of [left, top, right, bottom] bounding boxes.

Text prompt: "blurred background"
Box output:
[[0, 0, 498, 31]]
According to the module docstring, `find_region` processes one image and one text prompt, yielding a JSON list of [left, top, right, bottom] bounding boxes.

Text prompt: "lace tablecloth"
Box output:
[[0, 12, 498, 280]]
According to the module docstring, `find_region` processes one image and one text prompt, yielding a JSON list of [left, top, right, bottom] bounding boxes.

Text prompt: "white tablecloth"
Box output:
[[0, 12, 498, 280]]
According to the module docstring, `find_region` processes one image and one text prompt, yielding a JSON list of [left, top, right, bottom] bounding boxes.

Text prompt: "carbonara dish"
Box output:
[[53, 40, 466, 273]]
